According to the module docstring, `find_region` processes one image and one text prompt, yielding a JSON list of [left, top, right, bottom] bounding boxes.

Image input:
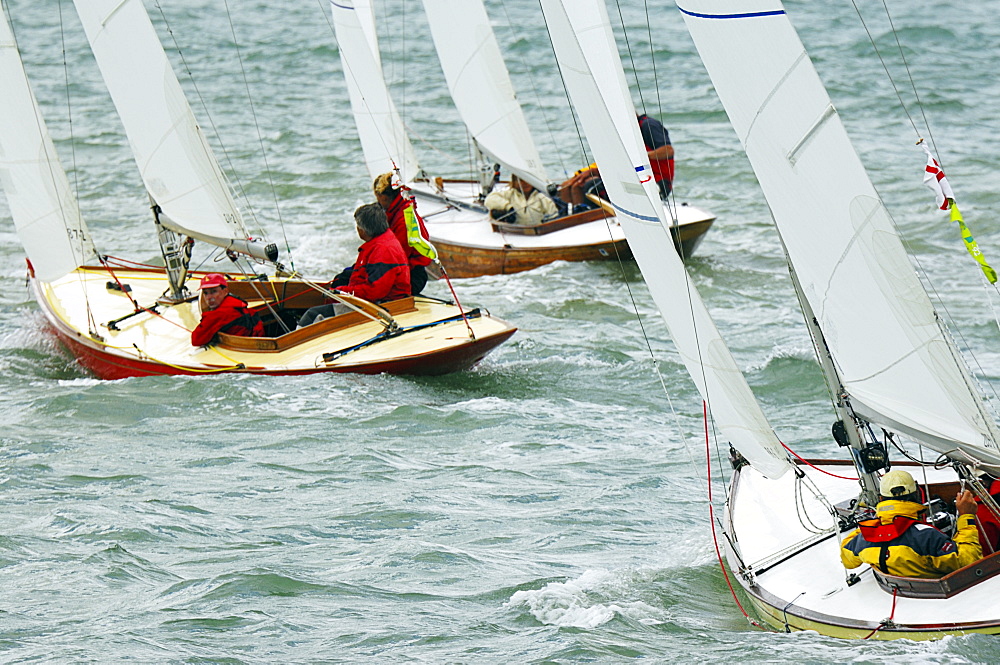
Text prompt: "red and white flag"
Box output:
[[920, 142, 954, 211]]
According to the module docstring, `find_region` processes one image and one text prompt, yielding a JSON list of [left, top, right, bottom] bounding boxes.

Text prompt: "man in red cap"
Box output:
[[191, 273, 265, 346]]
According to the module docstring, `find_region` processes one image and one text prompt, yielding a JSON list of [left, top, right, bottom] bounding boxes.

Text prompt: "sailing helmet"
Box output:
[[879, 469, 917, 498], [199, 273, 228, 290]]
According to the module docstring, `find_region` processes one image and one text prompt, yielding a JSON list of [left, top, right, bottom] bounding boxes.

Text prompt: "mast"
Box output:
[[782, 236, 880, 504]]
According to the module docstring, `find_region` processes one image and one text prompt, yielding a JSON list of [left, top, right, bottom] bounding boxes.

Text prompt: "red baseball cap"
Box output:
[[199, 273, 228, 290]]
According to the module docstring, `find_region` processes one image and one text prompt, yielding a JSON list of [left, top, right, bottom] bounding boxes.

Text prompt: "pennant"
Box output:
[[402, 198, 437, 261], [920, 142, 954, 211], [950, 201, 997, 284]]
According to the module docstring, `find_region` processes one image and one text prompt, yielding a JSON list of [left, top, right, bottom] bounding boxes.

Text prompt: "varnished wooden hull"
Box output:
[[436, 237, 632, 278], [434, 217, 712, 278], [410, 180, 715, 278]]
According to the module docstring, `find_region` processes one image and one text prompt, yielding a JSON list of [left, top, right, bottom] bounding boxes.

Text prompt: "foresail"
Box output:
[[0, 6, 98, 282], [72, 0, 273, 261], [331, 0, 421, 183], [677, 0, 1000, 467], [420, 0, 549, 190], [540, 0, 791, 479]]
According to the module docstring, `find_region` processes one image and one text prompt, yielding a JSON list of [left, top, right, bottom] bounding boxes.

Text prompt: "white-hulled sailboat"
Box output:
[[541, 0, 1000, 640], [0, 1, 514, 379], [330, 0, 715, 278]]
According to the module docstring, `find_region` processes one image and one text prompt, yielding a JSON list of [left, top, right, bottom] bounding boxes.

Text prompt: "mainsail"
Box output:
[[0, 5, 98, 282], [331, 0, 422, 183], [72, 0, 274, 261], [540, 0, 791, 479], [677, 0, 1000, 467], [420, 0, 550, 191]]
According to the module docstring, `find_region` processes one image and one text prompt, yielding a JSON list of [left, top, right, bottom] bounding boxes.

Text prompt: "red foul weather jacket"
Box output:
[[191, 294, 264, 346], [339, 229, 411, 303]]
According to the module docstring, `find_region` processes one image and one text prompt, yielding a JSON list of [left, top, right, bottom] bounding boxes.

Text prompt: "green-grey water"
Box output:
[[2, 0, 999, 661]]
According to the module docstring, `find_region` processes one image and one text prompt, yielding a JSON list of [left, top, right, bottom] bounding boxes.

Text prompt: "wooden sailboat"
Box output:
[[0, 1, 515, 380], [330, 0, 715, 278], [543, 0, 1000, 640]]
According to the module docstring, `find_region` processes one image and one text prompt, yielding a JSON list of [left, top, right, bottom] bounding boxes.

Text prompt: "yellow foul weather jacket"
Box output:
[[840, 499, 981, 579]]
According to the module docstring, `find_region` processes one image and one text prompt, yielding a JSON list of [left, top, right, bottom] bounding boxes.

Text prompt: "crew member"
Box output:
[[298, 203, 410, 328], [373, 172, 432, 295], [191, 273, 264, 346], [975, 475, 1000, 555], [558, 113, 675, 207], [841, 469, 981, 578], [484, 174, 558, 225]]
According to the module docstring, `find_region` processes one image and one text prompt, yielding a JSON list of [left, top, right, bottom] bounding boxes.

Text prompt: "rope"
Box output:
[[437, 264, 475, 340], [780, 442, 859, 481], [862, 587, 898, 639], [705, 401, 767, 630]]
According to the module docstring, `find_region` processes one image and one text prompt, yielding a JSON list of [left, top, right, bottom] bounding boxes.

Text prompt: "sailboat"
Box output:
[[542, 0, 1000, 640], [330, 0, 716, 278], [0, 1, 515, 380]]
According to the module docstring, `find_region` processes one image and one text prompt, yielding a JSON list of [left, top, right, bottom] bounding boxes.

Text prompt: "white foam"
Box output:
[[505, 569, 662, 629]]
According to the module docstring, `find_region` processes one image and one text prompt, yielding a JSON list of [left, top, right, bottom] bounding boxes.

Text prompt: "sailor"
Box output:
[[975, 474, 1000, 555], [557, 113, 675, 208], [840, 469, 981, 578], [373, 172, 432, 296], [483, 174, 558, 226], [190, 273, 265, 346], [297, 203, 410, 328]]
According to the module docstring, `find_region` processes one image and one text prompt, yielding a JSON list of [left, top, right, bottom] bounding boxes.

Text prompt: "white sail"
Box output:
[[420, 0, 550, 191], [540, 0, 791, 479], [72, 0, 274, 261], [331, 0, 422, 183], [0, 6, 98, 282], [677, 0, 1000, 467]]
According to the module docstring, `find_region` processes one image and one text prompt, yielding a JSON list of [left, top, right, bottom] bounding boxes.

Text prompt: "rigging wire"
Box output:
[[536, 0, 703, 477], [51, 0, 98, 336], [847, 0, 1000, 411], [495, 0, 572, 180], [151, 1, 267, 244], [220, 0, 295, 272], [536, 1, 592, 176]]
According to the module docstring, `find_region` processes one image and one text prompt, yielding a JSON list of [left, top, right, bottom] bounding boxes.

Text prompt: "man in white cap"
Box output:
[[841, 469, 980, 578]]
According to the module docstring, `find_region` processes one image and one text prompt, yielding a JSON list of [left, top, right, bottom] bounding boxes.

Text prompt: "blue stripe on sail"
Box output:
[[606, 199, 660, 223], [330, 0, 354, 10], [676, 7, 785, 19]]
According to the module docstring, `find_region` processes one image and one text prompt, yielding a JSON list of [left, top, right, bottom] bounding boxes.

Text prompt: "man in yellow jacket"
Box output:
[[841, 469, 981, 578]]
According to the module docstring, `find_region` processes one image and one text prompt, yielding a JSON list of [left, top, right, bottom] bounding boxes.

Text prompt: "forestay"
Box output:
[[0, 6, 97, 282], [331, 0, 421, 183], [421, 0, 549, 191], [73, 0, 273, 261], [677, 0, 1000, 467], [540, 0, 791, 479]]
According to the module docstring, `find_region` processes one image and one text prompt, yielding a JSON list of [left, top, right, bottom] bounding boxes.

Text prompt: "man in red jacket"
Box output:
[[373, 172, 432, 295], [297, 203, 410, 328], [190, 273, 265, 346]]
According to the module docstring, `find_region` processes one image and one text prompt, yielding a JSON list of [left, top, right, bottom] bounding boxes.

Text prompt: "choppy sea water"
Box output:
[[2, 0, 999, 661]]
